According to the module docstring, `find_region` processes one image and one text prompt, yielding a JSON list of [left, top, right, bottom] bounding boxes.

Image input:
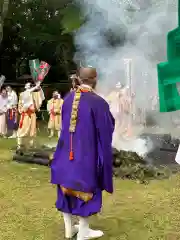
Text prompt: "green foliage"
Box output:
[[7, 0, 82, 44], [113, 149, 172, 183], [61, 3, 84, 34], [0, 0, 9, 42], [1, 0, 83, 80]]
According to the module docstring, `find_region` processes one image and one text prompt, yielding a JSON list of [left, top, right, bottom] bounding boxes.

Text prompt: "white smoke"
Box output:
[[113, 136, 154, 157], [73, 0, 178, 155]]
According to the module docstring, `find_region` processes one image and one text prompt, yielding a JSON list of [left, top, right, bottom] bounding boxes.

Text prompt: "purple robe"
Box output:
[[7, 109, 17, 130], [51, 91, 115, 217]]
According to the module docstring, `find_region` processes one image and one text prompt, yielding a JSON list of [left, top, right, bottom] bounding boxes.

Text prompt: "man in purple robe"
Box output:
[[51, 67, 115, 240]]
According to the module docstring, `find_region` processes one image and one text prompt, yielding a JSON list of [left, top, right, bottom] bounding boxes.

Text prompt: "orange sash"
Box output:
[[9, 108, 16, 120], [19, 106, 34, 128], [50, 101, 55, 121]]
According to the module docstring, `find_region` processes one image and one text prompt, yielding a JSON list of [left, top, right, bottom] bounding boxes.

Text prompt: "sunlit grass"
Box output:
[[0, 135, 180, 239]]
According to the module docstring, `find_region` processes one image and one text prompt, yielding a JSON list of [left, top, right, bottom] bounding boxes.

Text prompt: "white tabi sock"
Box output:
[[12, 131, 17, 137], [49, 129, 54, 137], [57, 130, 60, 138], [29, 139, 34, 147], [77, 217, 104, 240], [9, 131, 17, 138], [62, 212, 78, 239], [17, 137, 22, 148]]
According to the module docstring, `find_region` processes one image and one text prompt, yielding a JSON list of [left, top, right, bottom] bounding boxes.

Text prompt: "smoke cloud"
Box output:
[[73, 0, 178, 155]]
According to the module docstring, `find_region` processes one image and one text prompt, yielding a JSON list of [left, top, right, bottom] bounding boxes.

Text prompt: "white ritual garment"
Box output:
[[21, 89, 34, 110], [0, 95, 8, 113], [7, 90, 18, 109], [175, 144, 180, 165]]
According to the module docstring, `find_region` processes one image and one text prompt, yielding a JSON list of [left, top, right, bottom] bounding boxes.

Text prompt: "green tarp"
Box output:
[[158, 59, 180, 112], [157, 1, 180, 112]]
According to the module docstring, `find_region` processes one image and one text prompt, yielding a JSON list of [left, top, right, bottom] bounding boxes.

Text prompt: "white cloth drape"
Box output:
[[7, 90, 18, 108], [175, 144, 180, 165], [0, 95, 8, 135]]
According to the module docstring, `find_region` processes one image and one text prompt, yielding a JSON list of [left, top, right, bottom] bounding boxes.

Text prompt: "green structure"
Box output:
[[158, 1, 180, 112]]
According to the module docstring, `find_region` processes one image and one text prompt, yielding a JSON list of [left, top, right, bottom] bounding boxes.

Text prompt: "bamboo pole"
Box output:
[[124, 58, 133, 136]]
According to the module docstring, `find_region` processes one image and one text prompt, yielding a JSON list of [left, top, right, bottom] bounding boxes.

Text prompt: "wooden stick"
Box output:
[[124, 58, 133, 136]]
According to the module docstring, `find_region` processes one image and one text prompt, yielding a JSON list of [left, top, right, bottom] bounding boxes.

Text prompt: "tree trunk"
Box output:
[[0, 0, 9, 43], [61, 46, 70, 78]]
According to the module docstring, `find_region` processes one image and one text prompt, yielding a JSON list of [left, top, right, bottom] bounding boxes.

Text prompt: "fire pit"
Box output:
[[12, 133, 180, 183]]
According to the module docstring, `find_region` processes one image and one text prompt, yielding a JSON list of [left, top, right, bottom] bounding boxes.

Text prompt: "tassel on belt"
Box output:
[[9, 108, 16, 120]]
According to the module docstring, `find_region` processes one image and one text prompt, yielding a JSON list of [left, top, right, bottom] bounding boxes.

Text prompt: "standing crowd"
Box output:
[[0, 86, 18, 138], [0, 82, 64, 149]]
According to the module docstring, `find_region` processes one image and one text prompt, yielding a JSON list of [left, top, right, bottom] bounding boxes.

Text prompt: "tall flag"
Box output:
[[29, 59, 50, 83], [157, 0, 180, 112], [37, 61, 50, 82], [29, 59, 40, 82]]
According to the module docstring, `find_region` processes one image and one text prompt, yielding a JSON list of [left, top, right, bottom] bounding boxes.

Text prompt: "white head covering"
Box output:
[[0, 75, 5, 88], [25, 82, 31, 90], [116, 82, 122, 89]]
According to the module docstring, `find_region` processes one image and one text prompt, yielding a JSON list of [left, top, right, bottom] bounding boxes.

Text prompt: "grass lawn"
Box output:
[[0, 136, 180, 240]]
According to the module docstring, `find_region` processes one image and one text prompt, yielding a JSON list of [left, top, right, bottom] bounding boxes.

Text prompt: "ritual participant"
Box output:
[[0, 89, 8, 137], [17, 81, 44, 149], [47, 91, 63, 138], [106, 82, 123, 138], [119, 86, 131, 135], [6, 86, 18, 138], [70, 73, 81, 91], [106, 82, 122, 120], [151, 95, 158, 111], [51, 67, 115, 239]]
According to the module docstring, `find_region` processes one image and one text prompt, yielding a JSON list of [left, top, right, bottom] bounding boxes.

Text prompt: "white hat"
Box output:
[[116, 82, 122, 89], [25, 82, 31, 89]]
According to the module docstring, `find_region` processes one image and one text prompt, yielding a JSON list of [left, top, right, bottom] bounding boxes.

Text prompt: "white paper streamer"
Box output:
[[0, 75, 5, 88]]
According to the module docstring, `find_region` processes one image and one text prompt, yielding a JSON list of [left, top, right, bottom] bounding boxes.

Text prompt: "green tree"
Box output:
[[0, 0, 9, 43], [1, 0, 84, 80]]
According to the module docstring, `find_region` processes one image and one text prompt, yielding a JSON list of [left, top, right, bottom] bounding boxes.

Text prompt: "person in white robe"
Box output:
[[107, 83, 132, 140], [6, 86, 18, 138], [0, 89, 8, 137], [17, 81, 44, 149]]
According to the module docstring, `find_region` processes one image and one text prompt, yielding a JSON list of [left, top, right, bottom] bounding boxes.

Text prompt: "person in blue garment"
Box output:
[[51, 67, 115, 240]]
